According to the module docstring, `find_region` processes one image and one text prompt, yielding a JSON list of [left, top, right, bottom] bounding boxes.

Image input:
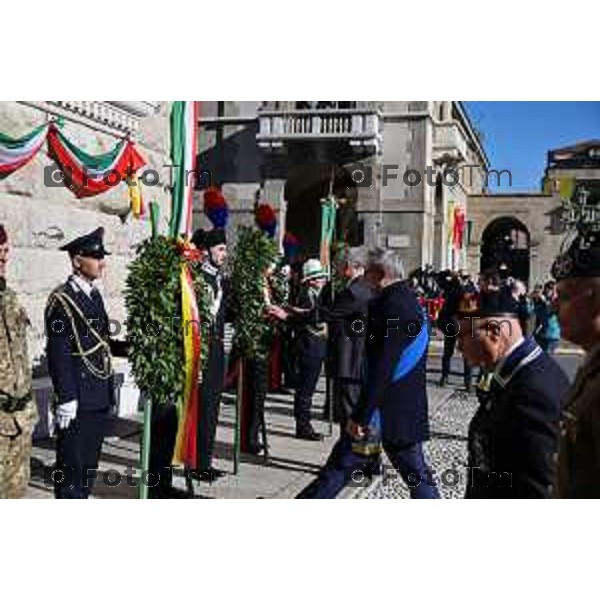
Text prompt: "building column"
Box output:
[[264, 178, 286, 248]]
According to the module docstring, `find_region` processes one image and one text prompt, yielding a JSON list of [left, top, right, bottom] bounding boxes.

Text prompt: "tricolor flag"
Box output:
[[0, 124, 48, 178], [169, 101, 198, 238], [47, 124, 146, 198]]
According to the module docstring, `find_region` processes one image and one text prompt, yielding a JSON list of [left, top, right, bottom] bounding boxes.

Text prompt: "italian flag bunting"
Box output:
[[0, 124, 48, 178], [47, 124, 146, 198]]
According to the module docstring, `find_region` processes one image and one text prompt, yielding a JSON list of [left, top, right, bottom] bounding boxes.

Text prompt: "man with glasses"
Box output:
[[456, 290, 569, 498]]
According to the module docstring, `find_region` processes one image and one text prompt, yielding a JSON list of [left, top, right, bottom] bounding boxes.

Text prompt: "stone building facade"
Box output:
[[0, 101, 172, 368], [194, 101, 488, 273], [467, 140, 600, 286]]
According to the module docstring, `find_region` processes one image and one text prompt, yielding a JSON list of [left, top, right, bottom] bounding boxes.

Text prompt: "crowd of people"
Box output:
[[405, 266, 565, 392], [1, 217, 599, 500]]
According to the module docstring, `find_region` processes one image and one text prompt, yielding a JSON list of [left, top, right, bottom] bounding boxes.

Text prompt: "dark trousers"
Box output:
[[442, 334, 472, 387], [148, 402, 178, 492], [196, 385, 222, 471], [296, 433, 379, 499], [297, 436, 440, 499], [294, 354, 324, 429], [383, 440, 440, 499], [332, 378, 362, 425], [281, 330, 299, 389], [55, 409, 109, 499], [241, 357, 268, 453]]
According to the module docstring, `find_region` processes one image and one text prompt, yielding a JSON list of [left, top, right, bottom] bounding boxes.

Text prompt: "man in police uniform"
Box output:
[[45, 227, 125, 499], [190, 227, 230, 482], [456, 290, 569, 498], [0, 224, 38, 498], [552, 229, 600, 497]]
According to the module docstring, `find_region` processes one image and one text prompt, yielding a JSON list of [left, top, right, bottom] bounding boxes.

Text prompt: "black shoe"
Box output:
[[438, 376, 448, 387], [188, 467, 226, 482], [295, 426, 324, 441], [465, 383, 474, 394], [244, 443, 264, 456]]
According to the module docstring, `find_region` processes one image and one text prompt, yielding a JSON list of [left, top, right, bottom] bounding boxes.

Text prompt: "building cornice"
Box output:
[[455, 102, 490, 168], [18, 100, 160, 137]]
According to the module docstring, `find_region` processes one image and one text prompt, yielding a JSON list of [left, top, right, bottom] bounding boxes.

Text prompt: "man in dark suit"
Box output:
[[295, 248, 441, 500], [347, 248, 439, 499], [321, 246, 374, 428], [455, 290, 570, 498], [45, 228, 127, 499], [270, 247, 380, 498]]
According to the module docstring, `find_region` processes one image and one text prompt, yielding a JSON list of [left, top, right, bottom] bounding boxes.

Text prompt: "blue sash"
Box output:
[[392, 313, 429, 382]]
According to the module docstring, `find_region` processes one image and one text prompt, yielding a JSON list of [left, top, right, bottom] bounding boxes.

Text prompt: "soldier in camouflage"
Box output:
[[0, 224, 38, 498], [552, 229, 600, 497]]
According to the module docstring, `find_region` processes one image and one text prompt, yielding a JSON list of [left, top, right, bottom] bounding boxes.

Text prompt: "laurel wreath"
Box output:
[[230, 226, 280, 360]]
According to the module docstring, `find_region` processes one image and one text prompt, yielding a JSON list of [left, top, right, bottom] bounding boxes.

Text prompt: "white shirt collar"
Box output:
[[201, 261, 220, 279], [70, 273, 95, 298]]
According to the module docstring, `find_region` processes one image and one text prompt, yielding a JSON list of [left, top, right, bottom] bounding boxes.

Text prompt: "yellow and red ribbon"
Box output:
[[172, 259, 201, 468]]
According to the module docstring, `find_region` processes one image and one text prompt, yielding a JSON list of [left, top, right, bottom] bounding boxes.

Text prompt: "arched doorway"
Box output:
[[480, 217, 530, 283], [284, 164, 358, 258]]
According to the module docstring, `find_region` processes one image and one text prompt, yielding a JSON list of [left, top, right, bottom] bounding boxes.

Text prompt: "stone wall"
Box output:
[[0, 101, 172, 366], [467, 193, 565, 285]]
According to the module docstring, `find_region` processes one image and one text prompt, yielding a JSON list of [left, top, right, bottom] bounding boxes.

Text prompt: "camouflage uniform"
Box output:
[[0, 284, 38, 498], [555, 344, 600, 498]]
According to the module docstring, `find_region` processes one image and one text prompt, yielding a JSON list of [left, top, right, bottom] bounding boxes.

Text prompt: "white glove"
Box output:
[[55, 400, 78, 430]]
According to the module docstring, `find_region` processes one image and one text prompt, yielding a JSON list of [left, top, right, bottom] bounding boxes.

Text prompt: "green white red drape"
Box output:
[[169, 101, 198, 238], [0, 124, 48, 177], [168, 102, 202, 468], [320, 196, 337, 277], [47, 124, 146, 198]]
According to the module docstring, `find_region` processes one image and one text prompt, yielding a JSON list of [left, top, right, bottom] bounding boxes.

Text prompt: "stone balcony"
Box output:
[[433, 122, 468, 164], [19, 101, 160, 135], [257, 107, 381, 152]]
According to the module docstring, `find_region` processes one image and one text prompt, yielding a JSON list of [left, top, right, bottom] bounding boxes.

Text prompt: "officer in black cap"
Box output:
[[552, 229, 600, 497], [45, 227, 127, 498], [455, 289, 569, 498], [189, 226, 231, 483]]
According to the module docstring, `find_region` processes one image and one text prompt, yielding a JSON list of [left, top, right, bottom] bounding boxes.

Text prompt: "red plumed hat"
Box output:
[[255, 203, 277, 238], [203, 187, 229, 228]]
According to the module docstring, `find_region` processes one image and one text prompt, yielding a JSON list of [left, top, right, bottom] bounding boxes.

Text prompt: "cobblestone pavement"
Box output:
[[354, 388, 478, 499], [353, 350, 581, 500], [26, 352, 578, 499]]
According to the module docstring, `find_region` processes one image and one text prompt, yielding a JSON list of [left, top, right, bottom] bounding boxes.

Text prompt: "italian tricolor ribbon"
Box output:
[[47, 124, 146, 198], [169, 101, 198, 238], [0, 124, 48, 177]]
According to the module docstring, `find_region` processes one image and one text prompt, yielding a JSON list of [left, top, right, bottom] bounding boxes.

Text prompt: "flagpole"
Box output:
[[234, 358, 243, 475], [139, 396, 152, 499], [138, 202, 161, 499]]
